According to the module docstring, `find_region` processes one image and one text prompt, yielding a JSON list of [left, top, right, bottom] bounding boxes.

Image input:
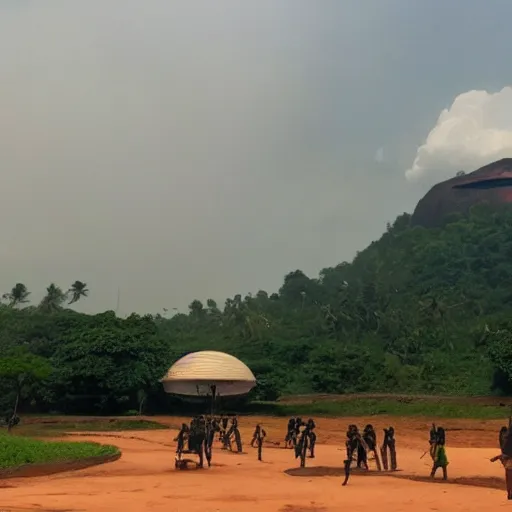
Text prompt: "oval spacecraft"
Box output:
[[160, 350, 256, 398]]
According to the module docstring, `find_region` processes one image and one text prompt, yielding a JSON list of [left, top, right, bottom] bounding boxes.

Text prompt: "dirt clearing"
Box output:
[[0, 415, 509, 512]]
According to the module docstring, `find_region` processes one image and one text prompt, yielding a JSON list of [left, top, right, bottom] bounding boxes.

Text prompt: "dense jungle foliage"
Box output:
[[3, 203, 512, 416]]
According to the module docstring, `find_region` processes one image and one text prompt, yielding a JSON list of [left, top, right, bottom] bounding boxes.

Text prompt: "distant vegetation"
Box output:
[[13, 419, 168, 438], [3, 204, 512, 416], [246, 397, 511, 420], [0, 433, 118, 469]]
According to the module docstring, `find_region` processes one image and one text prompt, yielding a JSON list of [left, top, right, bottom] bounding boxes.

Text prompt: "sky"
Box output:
[[1, 0, 512, 316]]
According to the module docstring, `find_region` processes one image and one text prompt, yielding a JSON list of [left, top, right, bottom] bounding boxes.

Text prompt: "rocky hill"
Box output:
[[411, 158, 512, 227]]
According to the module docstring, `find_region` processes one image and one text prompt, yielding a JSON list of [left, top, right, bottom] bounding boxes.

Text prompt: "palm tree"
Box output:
[[2, 283, 30, 307], [67, 281, 89, 304], [39, 283, 66, 313]]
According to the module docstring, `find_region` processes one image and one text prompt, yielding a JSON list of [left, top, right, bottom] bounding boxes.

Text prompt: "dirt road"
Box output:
[[0, 415, 509, 512]]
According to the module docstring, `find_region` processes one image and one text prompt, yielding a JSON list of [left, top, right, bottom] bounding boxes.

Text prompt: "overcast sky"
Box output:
[[1, 0, 512, 315]]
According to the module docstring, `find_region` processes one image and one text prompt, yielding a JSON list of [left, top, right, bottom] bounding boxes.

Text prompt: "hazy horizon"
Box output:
[[2, 1, 512, 316]]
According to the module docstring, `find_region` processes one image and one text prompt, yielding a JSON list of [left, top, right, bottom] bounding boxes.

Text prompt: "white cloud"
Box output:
[[405, 86, 512, 182]]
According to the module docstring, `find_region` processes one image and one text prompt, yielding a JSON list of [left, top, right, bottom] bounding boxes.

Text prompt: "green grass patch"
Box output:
[[238, 398, 511, 419], [54, 419, 168, 431], [0, 432, 119, 469], [14, 419, 168, 437]]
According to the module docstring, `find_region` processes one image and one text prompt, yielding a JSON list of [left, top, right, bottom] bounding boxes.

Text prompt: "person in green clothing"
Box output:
[[429, 426, 448, 480]]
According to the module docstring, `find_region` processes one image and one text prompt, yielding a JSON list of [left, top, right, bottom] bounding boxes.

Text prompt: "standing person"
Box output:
[[285, 417, 296, 448], [224, 416, 243, 452], [345, 425, 359, 464], [343, 425, 360, 486], [490, 453, 512, 500], [491, 421, 512, 500], [306, 418, 316, 458], [295, 422, 310, 468], [220, 415, 229, 442], [222, 416, 235, 450], [429, 426, 448, 480], [357, 438, 368, 470], [381, 427, 397, 471], [232, 416, 243, 452], [205, 417, 219, 467], [251, 424, 266, 461], [346, 424, 367, 470], [188, 416, 206, 468], [250, 424, 261, 447], [363, 424, 381, 471], [174, 423, 189, 454]]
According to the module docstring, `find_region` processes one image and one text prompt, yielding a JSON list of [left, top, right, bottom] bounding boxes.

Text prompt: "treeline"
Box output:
[[3, 204, 512, 416], [2, 281, 89, 310]]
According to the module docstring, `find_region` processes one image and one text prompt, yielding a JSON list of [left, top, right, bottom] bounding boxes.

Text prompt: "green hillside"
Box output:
[[2, 203, 512, 415]]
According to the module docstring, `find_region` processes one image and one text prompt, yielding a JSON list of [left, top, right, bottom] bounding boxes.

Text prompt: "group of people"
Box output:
[[218, 414, 243, 452], [172, 415, 446, 483], [341, 424, 397, 484], [173, 414, 244, 469], [284, 417, 317, 466], [343, 423, 448, 481], [428, 421, 512, 500], [172, 413, 512, 500]]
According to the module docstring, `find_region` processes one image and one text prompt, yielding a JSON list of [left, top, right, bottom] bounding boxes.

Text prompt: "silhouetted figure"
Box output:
[[343, 425, 361, 486], [174, 423, 189, 454], [492, 423, 512, 500], [205, 417, 220, 467], [223, 416, 242, 452], [363, 424, 381, 471], [220, 415, 229, 442], [251, 424, 266, 461], [381, 426, 397, 471], [285, 417, 296, 448], [429, 425, 448, 480], [188, 416, 206, 468], [294, 417, 305, 436], [345, 425, 358, 461], [306, 418, 316, 458], [295, 423, 311, 468]]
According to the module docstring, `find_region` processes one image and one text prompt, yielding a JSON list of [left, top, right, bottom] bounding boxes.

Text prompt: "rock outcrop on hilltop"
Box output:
[[411, 158, 512, 227]]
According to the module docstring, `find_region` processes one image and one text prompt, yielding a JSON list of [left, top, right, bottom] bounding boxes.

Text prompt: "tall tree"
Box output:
[[39, 283, 66, 313], [2, 283, 30, 307], [68, 280, 89, 304], [0, 349, 52, 432]]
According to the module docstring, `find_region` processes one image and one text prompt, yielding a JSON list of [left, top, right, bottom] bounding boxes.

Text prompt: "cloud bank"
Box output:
[[405, 86, 512, 182]]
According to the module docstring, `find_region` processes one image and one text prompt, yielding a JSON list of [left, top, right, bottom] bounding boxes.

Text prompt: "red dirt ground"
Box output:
[[1, 415, 510, 512]]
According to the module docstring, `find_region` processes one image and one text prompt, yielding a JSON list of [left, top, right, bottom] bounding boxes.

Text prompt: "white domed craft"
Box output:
[[160, 350, 256, 397]]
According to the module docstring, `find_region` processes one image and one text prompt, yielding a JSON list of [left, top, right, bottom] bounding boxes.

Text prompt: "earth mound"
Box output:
[[411, 158, 512, 227]]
